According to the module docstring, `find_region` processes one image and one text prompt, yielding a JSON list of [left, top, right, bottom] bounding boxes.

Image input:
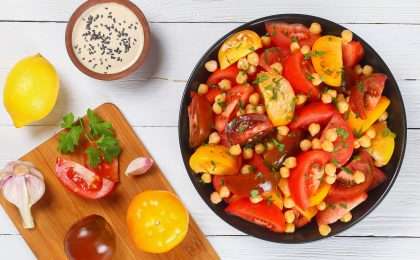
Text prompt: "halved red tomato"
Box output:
[[288, 150, 331, 210], [320, 113, 354, 166], [226, 114, 273, 145], [56, 157, 117, 199], [207, 65, 239, 86], [327, 151, 374, 202], [225, 197, 286, 232], [343, 41, 364, 68], [265, 22, 310, 49], [188, 93, 213, 147], [350, 73, 387, 119], [259, 47, 289, 71], [283, 52, 320, 99], [289, 102, 336, 130]]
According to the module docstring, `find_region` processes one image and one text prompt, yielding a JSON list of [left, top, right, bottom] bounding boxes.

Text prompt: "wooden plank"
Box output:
[[0, 22, 418, 126], [0, 0, 420, 24], [0, 104, 218, 260], [0, 126, 419, 237]]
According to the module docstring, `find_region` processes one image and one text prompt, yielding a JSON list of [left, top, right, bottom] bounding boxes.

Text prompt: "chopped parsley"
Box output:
[[250, 189, 260, 198], [272, 138, 285, 152], [255, 172, 264, 180], [339, 203, 348, 209], [356, 82, 365, 92], [336, 127, 349, 139], [291, 36, 298, 43], [331, 158, 339, 167], [303, 50, 326, 60], [252, 73, 269, 85], [341, 166, 353, 175]]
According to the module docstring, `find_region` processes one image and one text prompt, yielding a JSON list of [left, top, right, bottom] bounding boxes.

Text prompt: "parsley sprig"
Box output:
[[58, 109, 121, 168]]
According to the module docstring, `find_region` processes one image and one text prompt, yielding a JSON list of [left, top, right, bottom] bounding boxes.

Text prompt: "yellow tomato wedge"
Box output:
[[309, 182, 331, 207], [257, 72, 295, 126], [296, 205, 318, 220], [311, 35, 343, 87], [218, 30, 262, 69], [262, 191, 284, 210], [189, 144, 239, 175], [367, 122, 396, 166], [347, 96, 390, 134]]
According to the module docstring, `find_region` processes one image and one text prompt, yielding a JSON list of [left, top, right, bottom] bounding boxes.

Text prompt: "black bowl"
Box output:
[[178, 14, 407, 243]]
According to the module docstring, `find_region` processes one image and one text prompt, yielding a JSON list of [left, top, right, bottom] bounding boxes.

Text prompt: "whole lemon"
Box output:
[[4, 54, 59, 127]]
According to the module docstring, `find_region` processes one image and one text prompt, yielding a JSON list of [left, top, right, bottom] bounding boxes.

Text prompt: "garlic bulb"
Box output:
[[124, 157, 154, 176], [0, 161, 45, 229]]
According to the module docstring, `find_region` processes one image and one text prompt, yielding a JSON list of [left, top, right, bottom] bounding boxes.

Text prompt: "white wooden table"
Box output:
[[0, 1, 419, 259]]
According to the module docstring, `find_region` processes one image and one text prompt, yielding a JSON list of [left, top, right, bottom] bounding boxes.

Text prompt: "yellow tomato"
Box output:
[[311, 35, 343, 87], [309, 182, 331, 207], [367, 122, 396, 166], [257, 72, 295, 126], [218, 30, 262, 69], [127, 190, 189, 254], [262, 191, 284, 209], [189, 144, 239, 175], [296, 206, 318, 220], [347, 96, 390, 134]]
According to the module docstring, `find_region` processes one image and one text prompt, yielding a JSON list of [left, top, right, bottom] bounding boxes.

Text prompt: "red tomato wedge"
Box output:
[[207, 65, 239, 86], [288, 150, 331, 210], [284, 52, 320, 99], [188, 93, 213, 147], [369, 167, 387, 191], [226, 198, 286, 232], [259, 47, 290, 71], [317, 192, 367, 225], [327, 151, 374, 202], [56, 157, 117, 199], [289, 102, 336, 130], [205, 87, 222, 103], [265, 22, 310, 49], [226, 113, 274, 145], [343, 41, 365, 68], [321, 113, 354, 166]]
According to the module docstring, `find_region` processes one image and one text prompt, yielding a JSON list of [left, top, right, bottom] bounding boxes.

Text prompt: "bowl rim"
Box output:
[[65, 0, 150, 81], [178, 13, 407, 243]]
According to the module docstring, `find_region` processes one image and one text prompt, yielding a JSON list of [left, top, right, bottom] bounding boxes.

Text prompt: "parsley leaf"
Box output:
[[60, 113, 76, 129], [58, 125, 82, 153], [97, 135, 121, 162], [87, 109, 113, 137], [85, 146, 101, 168]]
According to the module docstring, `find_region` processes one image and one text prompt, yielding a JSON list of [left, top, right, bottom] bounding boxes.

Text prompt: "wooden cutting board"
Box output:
[[0, 103, 219, 260]]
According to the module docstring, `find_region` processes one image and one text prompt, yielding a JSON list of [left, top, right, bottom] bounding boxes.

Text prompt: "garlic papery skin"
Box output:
[[124, 157, 154, 176], [0, 161, 45, 229]]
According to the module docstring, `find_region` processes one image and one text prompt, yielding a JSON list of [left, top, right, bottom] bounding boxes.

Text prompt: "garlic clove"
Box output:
[[125, 157, 154, 176]]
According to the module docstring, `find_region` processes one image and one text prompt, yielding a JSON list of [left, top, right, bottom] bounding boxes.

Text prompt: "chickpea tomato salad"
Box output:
[[187, 21, 395, 236]]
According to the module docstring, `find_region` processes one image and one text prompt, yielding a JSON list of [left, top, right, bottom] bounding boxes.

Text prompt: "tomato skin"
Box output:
[[288, 150, 331, 210], [55, 157, 117, 199], [225, 198, 286, 232], [327, 151, 374, 202], [289, 102, 336, 130], [265, 22, 310, 49], [321, 113, 354, 166], [205, 87, 222, 103], [369, 167, 386, 191], [226, 113, 274, 145], [207, 65, 239, 86], [188, 93, 213, 147], [259, 47, 289, 71], [343, 41, 364, 68], [284, 52, 320, 99]]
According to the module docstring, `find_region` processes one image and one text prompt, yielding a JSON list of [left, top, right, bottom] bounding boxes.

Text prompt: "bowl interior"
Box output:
[[179, 14, 407, 243]]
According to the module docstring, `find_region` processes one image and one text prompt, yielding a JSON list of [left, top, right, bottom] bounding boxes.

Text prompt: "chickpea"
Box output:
[[340, 212, 352, 223], [296, 94, 307, 105], [311, 73, 322, 86], [312, 165, 324, 180], [327, 89, 337, 98], [261, 35, 271, 46], [205, 60, 218, 72], [280, 167, 290, 178], [243, 148, 254, 160], [318, 224, 331, 236], [249, 92, 260, 105], [250, 195, 263, 204], [285, 223, 296, 233], [358, 136, 371, 148], [236, 71, 248, 84], [336, 93, 346, 102], [210, 192, 222, 204], [300, 45, 311, 55], [229, 144, 242, 156], [278, 178, 291, 197], [215, 93, 226, 103], [375, 160, 385, 168], [208, 132, 221, 144], [362, 65, 373, 76], [277, 126, 290, 136], [321, 140, 334, 152], [353, 139, 361, 149], [378, 111, 388, 122], [317, 201, 327, 211], [337, 100, 349, 114], [325, 128, 338, 142], [256, 105, 265, 114], [247, 65, 257, 75], [308, 123, 321, 136], [325, 163, 337, 176], [341, 29, 353, 44], [218, 79, 232, 90], [321, 93, 333, 104], [241, 164, 254, 175], [254, 143, 266, 154], [247, 52, 259, 66], [290, 42, 300, 52], [237, 57, 249, 71], [366, 128, 376, 139], [284, 197, 295, 208], [325, 174, 337, 185], [212, 102, 223, 114], [201, 173, 212, 183], [245, 104, 256, 114], [353, 170, 366, 184], [300, 139, 312, 151], [219, 186, 231, 198], [309, 22, 322, 34], [284, 157, 297, 169], [266, 141, 275, 151], [312, 138, 322, 150], [354, 64, 363, 75], [285, 210, 296, 224], [270, 62, 283, 74], [197, 83, 209, 95]]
